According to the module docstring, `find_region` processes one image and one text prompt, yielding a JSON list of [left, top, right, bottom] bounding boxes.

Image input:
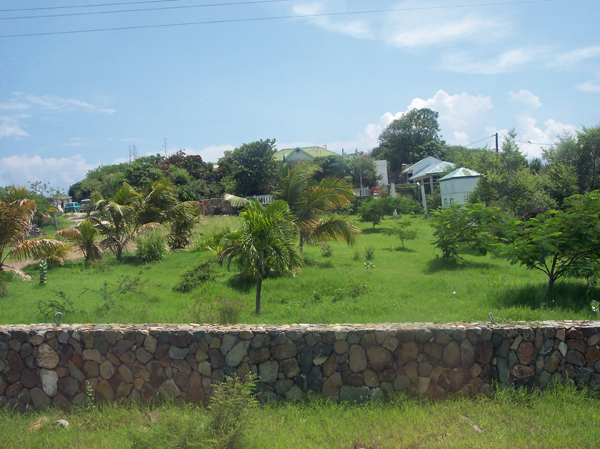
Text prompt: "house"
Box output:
[[273, 146, 339, 163], [403, 157, 456, 194], [439, 167, 481, 208]]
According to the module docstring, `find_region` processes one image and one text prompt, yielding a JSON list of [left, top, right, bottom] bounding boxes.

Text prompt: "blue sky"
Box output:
[[1, 0, 599, 192]]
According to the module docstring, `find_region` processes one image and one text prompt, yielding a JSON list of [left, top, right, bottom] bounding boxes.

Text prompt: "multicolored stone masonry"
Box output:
[[1, 321, 600, 412]]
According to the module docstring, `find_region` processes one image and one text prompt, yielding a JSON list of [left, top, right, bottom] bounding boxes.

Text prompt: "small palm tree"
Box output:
[[214, 200, 303, 315], [274, 164, 361, 250], [0, 186, 68, 278], [88, 183, 159, 261], [56, 219, 102, 262]]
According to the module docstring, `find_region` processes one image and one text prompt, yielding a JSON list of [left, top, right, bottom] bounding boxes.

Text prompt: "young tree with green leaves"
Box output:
[[213, 200, 303, 315], [430, 203, 503, 262], [382, 218, 418, 249], [503, 191, 600, 294], [358, 199, 386, 229]]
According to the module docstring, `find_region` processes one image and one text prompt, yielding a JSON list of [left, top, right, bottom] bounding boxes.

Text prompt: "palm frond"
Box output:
[[307, 215, 361, 245], [8, 239, 69, 262]]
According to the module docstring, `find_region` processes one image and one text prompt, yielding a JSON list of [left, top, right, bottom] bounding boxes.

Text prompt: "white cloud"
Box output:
[[18, 94, 114, 114], [0, 155, 97, 191], [509, 90, 542, 108], [577, 74, 600, 93], [185, 145, 236, 163], [0, 116, 30, 139], [383, 13, 502, 48], [550, 45, 600, 67], [487, 116, 578, 159], [292, 2, 372, 39], [441, 48, 537, 74]]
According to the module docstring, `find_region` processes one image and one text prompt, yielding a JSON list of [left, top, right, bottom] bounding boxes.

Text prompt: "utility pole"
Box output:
[[355, 149, 363, 189], [495, 133, 499, 153], [163, 138, 168, 157]]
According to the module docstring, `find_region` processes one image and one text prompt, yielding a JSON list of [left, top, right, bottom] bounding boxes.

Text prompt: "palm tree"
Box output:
[[56, 219, 102, 262], [274, 164, 361, 250], [88, 183, 159, 261], [0, 186, 68, 279], [214, 200, 303, 315]]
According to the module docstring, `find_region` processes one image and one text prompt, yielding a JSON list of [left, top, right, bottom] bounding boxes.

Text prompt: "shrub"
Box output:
[[173, 262, 215, 293], [364, 246, 375, 261], [382, 218, 418, 248], [321, 244, 333, 257], [208, 373, 258, 448], [136, 230, 168, 263], [430, 203, 503, 262], [358, 198, 385, 228]]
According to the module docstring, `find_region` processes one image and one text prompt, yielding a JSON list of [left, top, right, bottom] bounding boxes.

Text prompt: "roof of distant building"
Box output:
[[273, 146, 339, 161], [409, 161, 456, 181], [439, 167, 481, 181]]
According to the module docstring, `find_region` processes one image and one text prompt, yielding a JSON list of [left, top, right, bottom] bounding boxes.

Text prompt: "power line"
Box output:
[[0, 0, 556, 38], [465, 135, 496, 147], [514, 139, 554, 146], [0, 0, 182, 13], [0, 0, 292, 21]]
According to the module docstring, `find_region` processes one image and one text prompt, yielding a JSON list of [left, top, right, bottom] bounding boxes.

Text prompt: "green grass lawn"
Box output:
[[1, 384, 599, 448], [1, 215, 598, 325]]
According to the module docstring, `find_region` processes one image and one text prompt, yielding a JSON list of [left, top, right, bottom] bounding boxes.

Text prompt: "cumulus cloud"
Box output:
[[320, 90, 494, 153], [185, 145, 236, 163], [509, 90, 542, 108], [486, 116, 578, 159], [0, 155, 97, 191]]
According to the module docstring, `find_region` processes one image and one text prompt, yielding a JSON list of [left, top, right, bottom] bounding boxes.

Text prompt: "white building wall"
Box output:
[[440, 177, 479, 208], [375, 160, 388, 186]]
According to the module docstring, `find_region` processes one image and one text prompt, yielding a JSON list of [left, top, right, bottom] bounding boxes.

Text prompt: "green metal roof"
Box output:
[[273, 146, 339, 161]]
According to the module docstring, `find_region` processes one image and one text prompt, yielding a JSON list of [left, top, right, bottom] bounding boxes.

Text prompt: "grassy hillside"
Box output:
[[1, 215, 598, 325]]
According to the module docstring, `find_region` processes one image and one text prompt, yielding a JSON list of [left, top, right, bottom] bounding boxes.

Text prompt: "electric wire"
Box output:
[[0, 0, 556, 38], [0, 0, 182, 13], [465, 135, 496, 147], [0, 0, 292, 21]]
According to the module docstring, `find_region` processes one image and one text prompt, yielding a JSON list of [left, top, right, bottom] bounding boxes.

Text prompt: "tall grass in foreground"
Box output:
[[1, 383, 599, 448]]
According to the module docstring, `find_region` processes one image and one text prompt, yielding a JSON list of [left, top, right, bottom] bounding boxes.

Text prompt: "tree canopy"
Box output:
[[372, 108, 445, 175]]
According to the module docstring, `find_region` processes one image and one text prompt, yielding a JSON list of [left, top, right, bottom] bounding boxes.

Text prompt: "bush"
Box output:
[[321, 244, 333, 257], [358, 199, 385, 228], [208, 373, 258, 448], [364, 246, 375, 261], [380, 196, 422, 216], [173, 262, 215, 293], [136, 230, 168, 263]]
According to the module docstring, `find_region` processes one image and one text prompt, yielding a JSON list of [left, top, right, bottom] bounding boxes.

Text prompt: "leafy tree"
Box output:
[[213, 200, 303, 314], [274, 164, 360, 250], [224, 139, 280, 197], [56, 219, 102, 262], [503, 191, 600, 294], [372, 108, 445, 174], [542, 162, 579, 207], [123, 156, 164, 189], [576, 125, 600, 192], [0, 186, 69, 278], [430, 203, 503, 261], [382, 218, 417, 248], [358, 198, 386, 228]]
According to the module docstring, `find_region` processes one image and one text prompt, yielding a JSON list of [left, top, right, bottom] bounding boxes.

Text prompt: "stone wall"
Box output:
[[200, 199, 233, 216], [1, 321, 600, 412]]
